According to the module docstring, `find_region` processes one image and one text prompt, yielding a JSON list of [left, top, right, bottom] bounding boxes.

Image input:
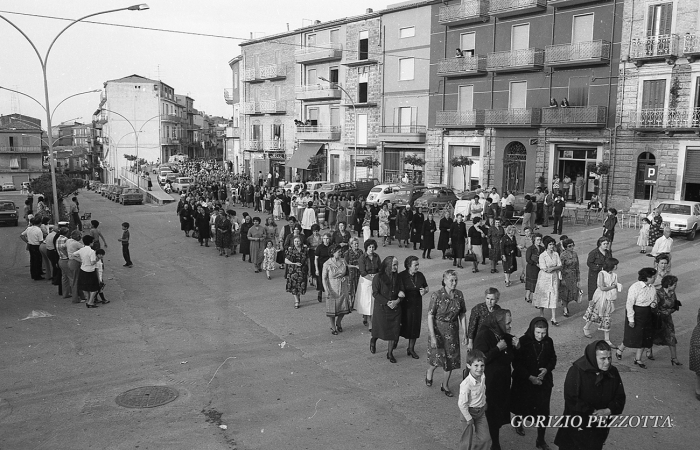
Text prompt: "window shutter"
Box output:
[[659, 3, 673, 36], [646, 5, 655, 36], [411, 107, 417, 126], [393, 108, 399, 128]]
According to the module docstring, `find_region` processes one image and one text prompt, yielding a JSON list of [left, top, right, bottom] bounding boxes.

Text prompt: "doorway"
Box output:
[[503, 141, 527, 194], [635, 152, 656, 199], [330, 154, 339, 182]]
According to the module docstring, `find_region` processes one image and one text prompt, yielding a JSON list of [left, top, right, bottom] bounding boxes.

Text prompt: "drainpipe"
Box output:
[[605, 0, 622, 209]]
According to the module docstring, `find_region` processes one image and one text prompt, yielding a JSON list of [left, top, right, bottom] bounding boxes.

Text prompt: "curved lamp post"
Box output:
[[0, 4, 149, 222]]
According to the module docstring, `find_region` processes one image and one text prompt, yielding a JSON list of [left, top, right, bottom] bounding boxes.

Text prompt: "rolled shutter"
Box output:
[[684, 148, 700, 184]]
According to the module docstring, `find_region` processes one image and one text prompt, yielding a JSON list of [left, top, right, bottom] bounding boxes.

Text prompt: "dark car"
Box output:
[[414, 187, 460, 210], [394, 185, 427, 209], [316, 182, 356, 198], [119, 188, 144, 205], [0, 200, 19, 226], [352, 178, 380, 200], [110, 186, 126, 202]]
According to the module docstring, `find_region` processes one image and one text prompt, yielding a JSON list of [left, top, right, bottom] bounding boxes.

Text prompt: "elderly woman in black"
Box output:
[[586, 236, 612, 301], [398, 255, 429, 359], [650, 275, 682, 365], [371, 256, 402, 363], [474, 308, 518, 450], [450, 213, 467, 268], [617, 267, 658, 368], [511, 317, 557, 450]]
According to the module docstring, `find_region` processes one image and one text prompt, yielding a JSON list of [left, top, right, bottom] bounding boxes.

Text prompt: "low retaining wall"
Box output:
[[120, 170, 175, 205]]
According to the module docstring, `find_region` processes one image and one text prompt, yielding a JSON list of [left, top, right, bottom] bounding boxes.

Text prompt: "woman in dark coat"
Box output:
[[526, 233, 544, 303], [194, 206, 210, 247], [421, 212, 437, 259], [554, 341, 626, 450], [511, 317, 557, 449], [240, 215, 253, 262], [388, 205, 398, 241], [500, 224, 519, 287], [354, 199, 365, 235], [586, 236, 612, 301], [369, 204, 379, 237], [398, 255, 429, 359], [474, 308, 517, 450], [450, 213, 467, 268], [371, 255, 402, 363], [179, 204, 193, 237], [396, 207, 411, 247], [437, 210, 452, 259], [410, 207, 424, 249]]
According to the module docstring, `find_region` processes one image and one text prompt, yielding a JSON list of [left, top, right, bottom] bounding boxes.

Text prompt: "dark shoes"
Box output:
[[387, 354, 396, 363], [440, 384, 453, 397], [369, 339, 376, 354], [407, 349, 419, 359]]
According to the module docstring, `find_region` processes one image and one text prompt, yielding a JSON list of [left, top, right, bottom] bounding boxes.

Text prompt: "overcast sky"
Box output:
[[0, 0, 389, 128]]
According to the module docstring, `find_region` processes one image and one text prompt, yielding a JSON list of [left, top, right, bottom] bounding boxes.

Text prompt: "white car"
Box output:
[[656, 200, 700, 240], [283, 182, 305, 193], [172, 177, 193, 194], [366, 183, 407, 206], [158, 170, 174, 184], [306, 181, 329, 193], [2, 183, 16, 191]]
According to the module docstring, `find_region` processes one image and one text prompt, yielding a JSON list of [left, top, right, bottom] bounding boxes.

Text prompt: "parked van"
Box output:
[[366, 183, 408, 206]]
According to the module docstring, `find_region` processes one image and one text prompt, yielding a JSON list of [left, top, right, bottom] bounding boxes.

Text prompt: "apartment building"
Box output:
[[225, 56, 243, 173], [612, 0, 700, 209], [0, 114, 45, 187], [176, 94, 200, 159], [430, 0, 622, 198]]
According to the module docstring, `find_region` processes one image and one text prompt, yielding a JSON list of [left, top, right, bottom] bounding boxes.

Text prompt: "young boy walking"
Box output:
[[458, 350, 491, 450], [117, 222, 133, 267]]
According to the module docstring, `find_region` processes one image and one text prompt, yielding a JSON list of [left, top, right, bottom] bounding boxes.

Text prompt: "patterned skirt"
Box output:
[[427, 319, 461, 371]]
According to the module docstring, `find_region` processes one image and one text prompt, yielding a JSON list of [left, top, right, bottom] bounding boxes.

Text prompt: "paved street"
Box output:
[[2, 190, 700, 450]]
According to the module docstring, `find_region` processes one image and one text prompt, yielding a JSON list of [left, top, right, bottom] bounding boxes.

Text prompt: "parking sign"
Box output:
[[644, 166, 657, 184]]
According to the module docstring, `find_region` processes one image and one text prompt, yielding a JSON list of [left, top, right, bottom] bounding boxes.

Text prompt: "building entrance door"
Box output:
[[503, 141, 526, 194], [634, 152, 656, 199]]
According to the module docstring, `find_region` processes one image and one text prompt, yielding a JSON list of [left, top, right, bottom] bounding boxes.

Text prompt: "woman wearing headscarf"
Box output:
[[559, 238, 581, 317], [371, 256, 402, 363], [511, 318, 557, 450], [616, 267, 658, 368], [410, 207, 424, 250], [323, 244, 351, 335], [554, 341, 626, 450], [474, 308, 518, 450], [649, 275, 682, 365], [586, 236, 612, 301], [247, 217, 267, 273], [357, 239, 381, 330], [466, 287, 502, 352], [240, 214, 253, 263], [437, 209, 452, 258], [398, 255, 429, 359], [315, 233, 332, 303], [396, 207, 411, 248], [421, 212, 437, 259], [218, 210, 233, 257], [425, 270, 467, 396], [179, 203, 193, 237], [450, 213, 467, 268]]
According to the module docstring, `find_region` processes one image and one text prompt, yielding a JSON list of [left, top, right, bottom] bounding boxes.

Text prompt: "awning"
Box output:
[[288, 143, 323, 169]]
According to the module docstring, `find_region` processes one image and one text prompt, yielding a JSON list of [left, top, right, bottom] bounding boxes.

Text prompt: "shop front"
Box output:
[[547, 143, 603, 200], [382, 145, 426, 184]]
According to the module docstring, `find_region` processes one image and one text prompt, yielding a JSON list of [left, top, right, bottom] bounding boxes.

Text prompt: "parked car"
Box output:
[[110, 186, 126, 202], [316, 182, 355, 198], [306, 181, 329, 193], [0, 200, 19, 226], [394, 185, 427, 209], [366, 183, 408, 206], [2, 183, 16, 191], [283, 182, 305, 193], [353, 178, 380, 199], [414, 187, 460, 210], [102, 185, 116, 198], [120, 188, 144, 205], [172, 177, 193, 194], [165, 173, 178, 183], [657, 200, 700, 240], [158, 170, 174, 185]]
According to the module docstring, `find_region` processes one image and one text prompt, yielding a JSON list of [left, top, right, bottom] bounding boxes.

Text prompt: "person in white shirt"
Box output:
[[20, 216, 45, 280], [72, 235, 100, 308], [458, 350, 491, 450], [649, 227, 673, 260], [301, 201, 317, 238], [488, 188, 500, 205]]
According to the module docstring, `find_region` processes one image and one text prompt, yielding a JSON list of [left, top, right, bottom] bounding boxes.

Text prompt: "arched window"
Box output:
[[503, 141, 527, 194]]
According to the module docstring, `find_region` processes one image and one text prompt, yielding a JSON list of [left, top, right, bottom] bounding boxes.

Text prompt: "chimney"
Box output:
[[314, 20, 321, 25], [366, 8, 373, 13], [286, 23, 290, 31], [250, 32, 253, 39]]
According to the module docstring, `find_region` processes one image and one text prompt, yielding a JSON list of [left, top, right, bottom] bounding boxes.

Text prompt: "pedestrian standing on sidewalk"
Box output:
[[94, 248, 109, 304], [552, 192, 566, 235], [118, 222, 133, 267], [602, 208, 618, 250], [20, 216, 44, 280], [70, 197, 82, 232]]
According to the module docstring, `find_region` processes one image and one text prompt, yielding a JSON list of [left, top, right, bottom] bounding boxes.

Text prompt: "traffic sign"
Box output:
[[644, 166, 657, 184]]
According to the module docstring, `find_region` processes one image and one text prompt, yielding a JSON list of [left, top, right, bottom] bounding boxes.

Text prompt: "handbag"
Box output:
[[192, 230, 199, 239], [464, 251, 477, 262]]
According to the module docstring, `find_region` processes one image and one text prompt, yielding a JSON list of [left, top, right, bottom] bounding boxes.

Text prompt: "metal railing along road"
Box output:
[[631, 34, 680, 58], [487, 48, 544, 70], [545, 40, 611, 64]]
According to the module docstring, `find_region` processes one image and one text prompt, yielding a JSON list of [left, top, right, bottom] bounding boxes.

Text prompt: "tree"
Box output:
[[403, 153, 426, 184], [360, 157, 381, 168], [29, 173, 84, 221], [308, 154, 326, 181], [449, 155, 474, 191]]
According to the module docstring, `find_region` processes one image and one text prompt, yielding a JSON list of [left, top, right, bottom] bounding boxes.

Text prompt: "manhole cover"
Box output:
[[115, 386, 179, 408]]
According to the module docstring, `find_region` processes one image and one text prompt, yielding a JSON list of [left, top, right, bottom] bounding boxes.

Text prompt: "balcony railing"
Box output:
[[0, 146, 42, 153], [435, 110, 486, 128], [164, 138, 181, 145], [161, 114, 181, 123], [243, 67, 257, 82], [437, 56, 487, 77], [488, 0, 547, 19], [630, 34, 680, 66], [243, 140, 262, 151], [484, 109, 541, 127], [378, 126, 427, 143], [486, 48, 544, 72], [296, 126, 342, 141], [438, 0, 489, 26], [295, 43, 343, 64], [259, 64, 287, 80], [541, 106, 608, 127], [545, 40, 611, 67], [630, 108, 700, 130], [295, 84, 342, 101], [263, 140, 285, 151], [549, 0, 604, 6], [684, 34, 700, 62], [259, 100, 287, 114], [242, 101, 262, 115], [224, 88, 235, 105]]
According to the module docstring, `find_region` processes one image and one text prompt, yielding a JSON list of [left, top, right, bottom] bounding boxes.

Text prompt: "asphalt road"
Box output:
[[1, 189, 700, 450]]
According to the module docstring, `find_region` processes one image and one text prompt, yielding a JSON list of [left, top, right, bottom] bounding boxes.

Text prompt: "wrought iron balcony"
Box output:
[[243, 140, 262, 151], [259, 100, 287, 114], [161, 114, 181, 123], [243, 67, 257, 82], [0, 145, 42, 153], [164, 138, 180, 145], [484, 109, 541, 127], [545, 40, 611, 68], [630, 34, 680, 66], [224, 88, 235, 105], [541, 106, 608, 127], [438, 0, 489, 26], [242, 101, 262, 115], [259, 64, 287, 80], [436, 56, 487, 77], [295, 84, 342, 101], [489, 0, 547, 19], [295, 126, 342, 141], [435, 110, 485, 128], [549, 0, 604, 6], [295, 43, 343, 64], [486, 48, 544, 72], [377, 126, 427, 143], [263, 140, 286, 151], [630, 108, 700, 131], [684, 34, 700, 63]]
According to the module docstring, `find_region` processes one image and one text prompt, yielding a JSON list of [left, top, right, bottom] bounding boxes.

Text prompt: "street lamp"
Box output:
[[0, 4, 149, 222], [318, 76, 357, 181]]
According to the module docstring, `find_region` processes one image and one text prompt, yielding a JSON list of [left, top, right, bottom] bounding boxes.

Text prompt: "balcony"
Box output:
[[684, 34, 700, 63], [0, 146, 42, 153], [378, 126, 427, 143], [263, 140, 286, 151], [541, 106, 608, 128], [295, 84, 342, 101], [242, 101, 262, 115], [545, 40, 611, 68], [164, 138, 181, 145], [99, 91, 106, 106], [296, 126, 342, 141], [259, 64, 287, 80], [161, 114, 181, 123], [243, 140, 262, 151], [630, 34, 680, 67], [225, 127, 240, 138], [484, 109, 541, 127], [549, 0, 605, 6], [436, 56, 487, 77], [487, 48, 544, 72], [224, 88, 235, 105], [435, 110, 486, 128], [295, 43, 343, 64], [259, 100, 287, 114], [630, 108, 700, 133], [438, 0, 489, 26], [488, 0, 547, 19]]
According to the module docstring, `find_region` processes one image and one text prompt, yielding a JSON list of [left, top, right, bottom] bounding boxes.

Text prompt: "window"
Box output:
[[22, 136, 30, 146], [233, 70, 239, 88], [399, 57, 415, 81], [307, 68, 317, 86], [307, 107, 319, 126], [572, 14, 594, 43], [252, 124, 262, 140], [359, 30, 369, 60], [511, 24, 530, 51], [396, 107, 414, 132], [358, 70, 369, 103], [165, 126, 170, 139], [460, 32, 475, 57], [329, 67, 339, 83], [356, 114, 368, 145], [272, 124, 283, 140], [330, 29, 339, 44], [509, 81, 527, 109], [20, 157, 28, 169], [306, 34, 316, 47], [458, 85, 474, 112], [399, 27, 415, 38], [647, 3, 673, 37]]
